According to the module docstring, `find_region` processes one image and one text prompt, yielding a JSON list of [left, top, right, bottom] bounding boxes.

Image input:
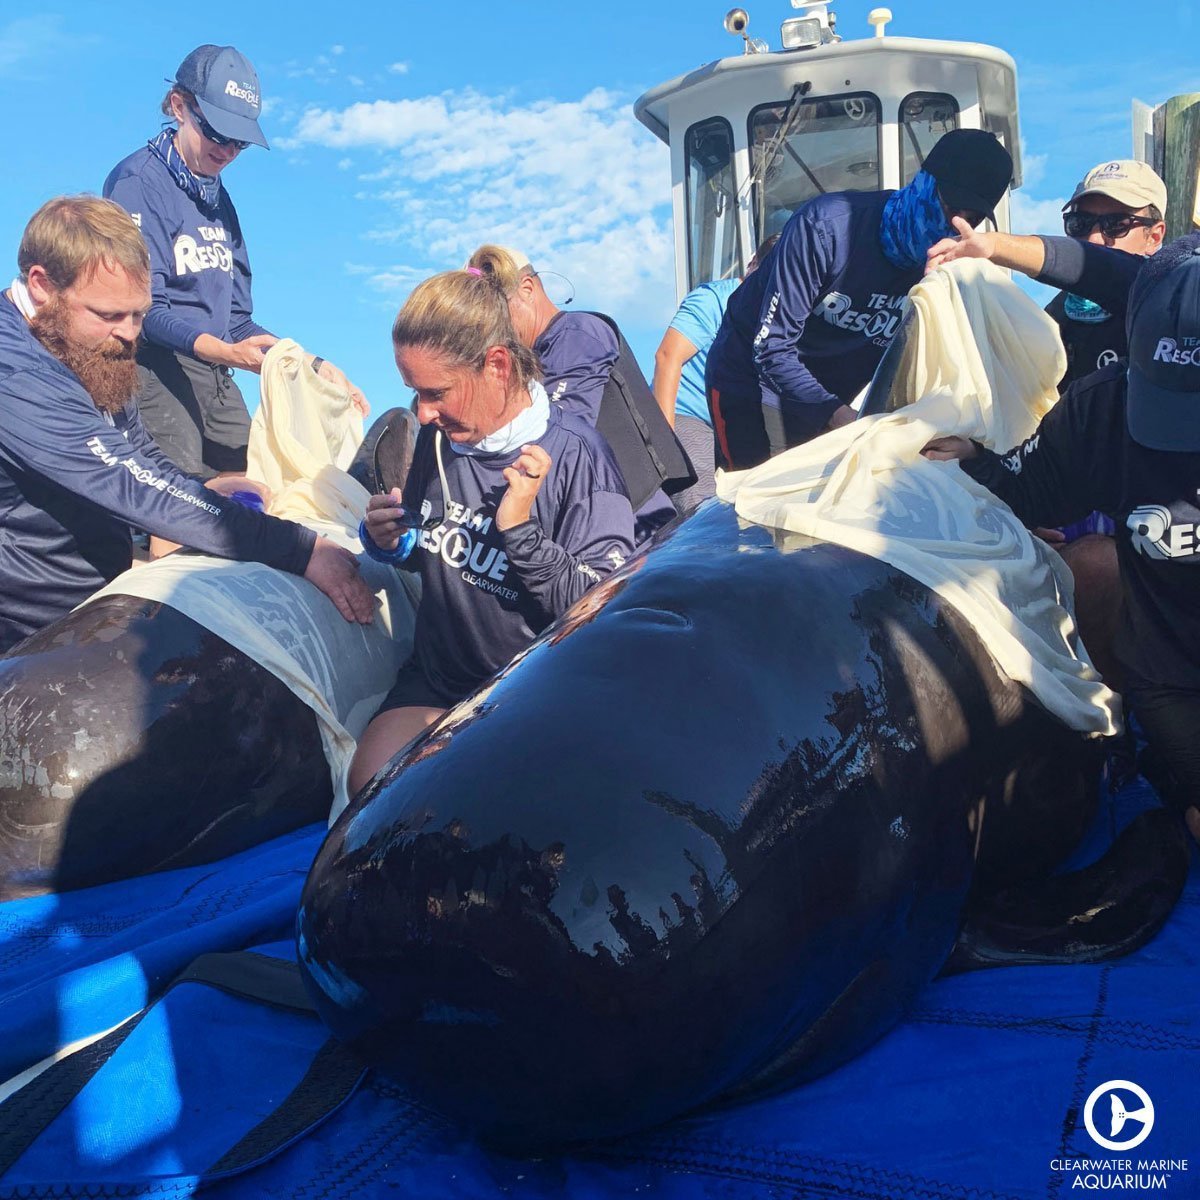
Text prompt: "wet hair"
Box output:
[[466, 244, 535, 296], [392, 269, 542, 390], [18, 195, 150, 291]]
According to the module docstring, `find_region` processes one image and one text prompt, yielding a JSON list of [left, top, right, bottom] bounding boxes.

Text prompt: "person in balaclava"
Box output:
[[705, 128, 1013, 470]]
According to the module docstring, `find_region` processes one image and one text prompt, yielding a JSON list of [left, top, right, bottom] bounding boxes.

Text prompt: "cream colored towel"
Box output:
[[717, 258, 1120, 736], [91, 340, 417, 816]]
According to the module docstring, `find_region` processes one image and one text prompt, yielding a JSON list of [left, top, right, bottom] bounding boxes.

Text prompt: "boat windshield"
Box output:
[[684, 116, 741, 289], [748, 92, 881, 246], [899, 92, 960, 184]]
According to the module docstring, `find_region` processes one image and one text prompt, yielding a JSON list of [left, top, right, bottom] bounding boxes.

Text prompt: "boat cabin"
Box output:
[[634, 2, 1022, 302]]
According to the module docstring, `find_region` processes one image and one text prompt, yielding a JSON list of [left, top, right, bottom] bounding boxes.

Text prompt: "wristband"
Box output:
[[311, 356, 325, 374], [358, 518, 417, 564]]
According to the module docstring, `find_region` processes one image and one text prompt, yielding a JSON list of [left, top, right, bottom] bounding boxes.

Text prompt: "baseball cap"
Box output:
[[174, 45, 268, 150], [1065, 160, 1167, 216], [923, 129, 1013, 220], [1125, 234, 1200, 451]]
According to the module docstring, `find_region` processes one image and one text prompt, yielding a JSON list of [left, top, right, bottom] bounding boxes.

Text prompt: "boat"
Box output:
[[634, 1, 1021, 299]]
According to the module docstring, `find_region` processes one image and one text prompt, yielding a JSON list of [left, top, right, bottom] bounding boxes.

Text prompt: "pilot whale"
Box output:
[[296, 499, 1189, 1149], [0, 407, 421, 902], [0, 593, 331, 900]]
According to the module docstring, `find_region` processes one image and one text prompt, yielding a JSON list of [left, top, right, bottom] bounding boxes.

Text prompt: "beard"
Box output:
[[31, 297, 140, 414]]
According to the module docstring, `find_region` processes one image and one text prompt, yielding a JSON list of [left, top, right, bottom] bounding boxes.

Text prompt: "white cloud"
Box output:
[[1019, 140, 1047, 190], [387, 61, 410, 75], [286, 86, 675, 328], [331, 44, 345, 55], [1010, 190, 1068, 236]]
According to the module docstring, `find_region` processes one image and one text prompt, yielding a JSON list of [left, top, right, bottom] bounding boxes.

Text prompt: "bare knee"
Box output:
[[348, 705, 445, 797]]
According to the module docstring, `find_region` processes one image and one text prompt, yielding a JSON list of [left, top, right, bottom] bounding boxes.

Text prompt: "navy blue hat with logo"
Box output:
[[1126, 233, 1200, 452], [175, 45, 269, 150]]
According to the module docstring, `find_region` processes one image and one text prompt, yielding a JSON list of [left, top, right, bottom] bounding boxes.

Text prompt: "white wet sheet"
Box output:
[[90, 339, 417, 817], [717, 259, 1120, 737]]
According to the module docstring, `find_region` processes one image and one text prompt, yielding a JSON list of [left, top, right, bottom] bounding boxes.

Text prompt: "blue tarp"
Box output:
[[1, 780, 1196, 1199]]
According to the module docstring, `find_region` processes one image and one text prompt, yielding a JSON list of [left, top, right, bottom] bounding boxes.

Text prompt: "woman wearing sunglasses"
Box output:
[[103, 44, 365, 486], [347, 267, 637, 796]]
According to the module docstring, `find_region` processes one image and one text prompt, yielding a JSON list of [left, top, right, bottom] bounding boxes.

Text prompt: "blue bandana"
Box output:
[[148, 129, 223, 212], [1063, 293, 1112, 323], [878, 171, 954, 270]]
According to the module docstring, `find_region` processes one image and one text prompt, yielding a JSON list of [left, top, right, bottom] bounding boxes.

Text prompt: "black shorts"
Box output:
[[376, 658, 463, 715], [136, 344, 253, 479]]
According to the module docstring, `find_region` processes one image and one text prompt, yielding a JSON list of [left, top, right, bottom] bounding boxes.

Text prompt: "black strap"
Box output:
[[177, 950, 320, 1013], [0, 1001, 153, 1176], [0, 951, 364, 1182], [204, 1039, 366, 1179]]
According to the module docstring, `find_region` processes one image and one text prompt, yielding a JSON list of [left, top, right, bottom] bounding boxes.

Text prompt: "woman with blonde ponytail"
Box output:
[[348, 267, 636, 794]]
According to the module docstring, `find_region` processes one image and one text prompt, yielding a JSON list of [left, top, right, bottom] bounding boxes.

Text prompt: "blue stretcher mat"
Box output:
[[1, 779, 1196, 1199]]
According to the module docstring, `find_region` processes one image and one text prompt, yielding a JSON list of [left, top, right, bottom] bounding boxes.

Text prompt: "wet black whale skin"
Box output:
[[297, 500, 1099, 1147], [0, 594, 330, 900]]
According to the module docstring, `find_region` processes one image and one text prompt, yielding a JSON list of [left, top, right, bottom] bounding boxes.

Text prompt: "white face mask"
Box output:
[[9, 277, 37, 320], [450, 379, 551, 457]]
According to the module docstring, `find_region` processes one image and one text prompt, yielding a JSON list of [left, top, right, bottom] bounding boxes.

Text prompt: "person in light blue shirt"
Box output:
[[652, 237, 777, 511]]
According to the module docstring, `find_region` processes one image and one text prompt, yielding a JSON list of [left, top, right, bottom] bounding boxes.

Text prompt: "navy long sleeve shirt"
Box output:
[[534, 312, 619, 427], [962, 364, 1200, 690], [401, 406, 635, 701], [707, 191, 921, 429], [1035, 236, 1144, 318], [0, 296, 314, 649], [104, 144, 272, 357]]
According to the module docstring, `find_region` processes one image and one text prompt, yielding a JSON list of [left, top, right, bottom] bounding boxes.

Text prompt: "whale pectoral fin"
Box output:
[[941, 807, 1191, 975], [348, 407, 419, 495]]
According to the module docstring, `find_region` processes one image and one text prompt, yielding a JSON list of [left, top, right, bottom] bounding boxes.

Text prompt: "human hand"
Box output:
[[316, 358, 370, 417], [827, 404, 857, 430], [920, 435, 977, 462], [304, 536, 375, 623], [925, 216, 998, 274], [1033, 526, 1067, 545], [497, 444, 551, 531], [363, 488, 414, 551], [204, 474, 273, 508], [224, 334, 278, 372]]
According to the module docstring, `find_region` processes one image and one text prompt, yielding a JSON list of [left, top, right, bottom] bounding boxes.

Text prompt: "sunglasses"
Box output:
[[392, 502, 443, 532], [1063, 211, 1156, 240], [188, 104, 249, 151]]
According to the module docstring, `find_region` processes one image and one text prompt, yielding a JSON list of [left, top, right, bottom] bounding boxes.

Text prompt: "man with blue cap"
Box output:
[[104, 46, 365, 496], [922, 235, 1200, 847]]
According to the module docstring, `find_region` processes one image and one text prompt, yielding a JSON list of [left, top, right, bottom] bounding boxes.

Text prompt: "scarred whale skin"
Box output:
[[0, 594, 330, 900], [296, 500, 1101, 1148]]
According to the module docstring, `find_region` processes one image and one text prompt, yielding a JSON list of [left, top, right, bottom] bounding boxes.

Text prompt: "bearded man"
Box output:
[[0, 195, 373, 651]]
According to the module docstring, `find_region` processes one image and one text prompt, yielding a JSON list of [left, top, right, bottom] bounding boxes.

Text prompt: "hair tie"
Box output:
[[465, 266, 483, 276]]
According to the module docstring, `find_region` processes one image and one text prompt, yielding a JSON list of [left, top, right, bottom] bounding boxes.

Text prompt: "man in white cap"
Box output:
[[1047, 160, 1167, 392]]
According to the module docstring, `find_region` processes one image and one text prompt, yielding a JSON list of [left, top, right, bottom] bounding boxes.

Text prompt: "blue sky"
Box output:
[[1, 1, 1197, 413]]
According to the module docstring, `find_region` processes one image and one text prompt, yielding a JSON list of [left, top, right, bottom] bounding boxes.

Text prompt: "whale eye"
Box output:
[[615, 606, 692, 630]]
